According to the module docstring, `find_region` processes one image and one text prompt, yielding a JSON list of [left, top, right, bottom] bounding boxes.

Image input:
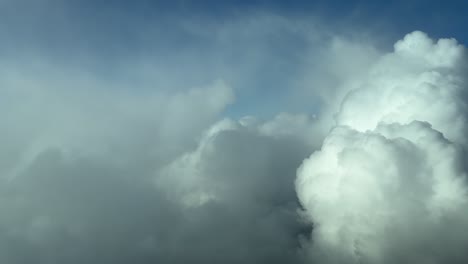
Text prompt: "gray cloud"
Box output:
[[0, 119, 315, 263], [0, 53, 316, 263]]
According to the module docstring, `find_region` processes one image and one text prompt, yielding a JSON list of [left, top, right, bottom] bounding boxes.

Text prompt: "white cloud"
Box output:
[[335, 31, 467, 145], [297, 31, 468, 264]]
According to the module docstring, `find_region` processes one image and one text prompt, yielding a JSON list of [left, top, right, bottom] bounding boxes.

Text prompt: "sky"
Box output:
[[1, 0, 467, 118], [1, 1, 468, 264]]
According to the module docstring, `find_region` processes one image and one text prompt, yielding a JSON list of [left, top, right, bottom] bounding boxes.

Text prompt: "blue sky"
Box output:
[[1, 0, 467, 118]]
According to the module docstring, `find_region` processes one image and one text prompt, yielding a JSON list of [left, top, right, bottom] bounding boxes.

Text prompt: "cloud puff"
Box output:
[[335, 31, 467, 144], [297, 31, 468, 263]]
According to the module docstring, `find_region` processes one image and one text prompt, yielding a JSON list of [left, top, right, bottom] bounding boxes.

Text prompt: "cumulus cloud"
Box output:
[[336, 31, 467, 144], [297, 31, 468, 263]]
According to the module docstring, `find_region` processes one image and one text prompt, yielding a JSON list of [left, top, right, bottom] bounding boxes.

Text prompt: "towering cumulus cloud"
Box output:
[[297, 31, 468, 263]]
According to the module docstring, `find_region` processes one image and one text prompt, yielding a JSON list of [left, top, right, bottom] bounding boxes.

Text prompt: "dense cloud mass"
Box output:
[[297, 31, 468, 263], [0, 64, 314, 263], [1, 4, 468, 263]]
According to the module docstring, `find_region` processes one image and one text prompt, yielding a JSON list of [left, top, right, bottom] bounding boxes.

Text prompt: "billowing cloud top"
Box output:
[[297, 31, 468, 264]]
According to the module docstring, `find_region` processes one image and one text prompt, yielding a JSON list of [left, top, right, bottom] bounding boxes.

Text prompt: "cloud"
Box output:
[[0, 52, 317, 263], [335, 31, 467, 145], [0, 58, 234, 179], [157, 118, 315, 263], [0, 115, 316, 263], [297, 31, 468, 263], [1, 2, 468, 262]]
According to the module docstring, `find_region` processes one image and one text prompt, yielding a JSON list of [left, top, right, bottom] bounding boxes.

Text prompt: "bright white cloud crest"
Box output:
[[297, 31, 468, 263], [335, 31, 467, 144]]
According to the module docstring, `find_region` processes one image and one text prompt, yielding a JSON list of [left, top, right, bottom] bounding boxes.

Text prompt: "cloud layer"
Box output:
[[1, 3, 468, 262]]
